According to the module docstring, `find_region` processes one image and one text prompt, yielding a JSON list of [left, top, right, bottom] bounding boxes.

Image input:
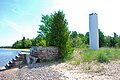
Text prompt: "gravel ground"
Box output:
[[0, 60, 120, 80]]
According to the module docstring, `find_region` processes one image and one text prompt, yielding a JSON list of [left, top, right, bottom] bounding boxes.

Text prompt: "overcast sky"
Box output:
[[0, 0, 120, 46]]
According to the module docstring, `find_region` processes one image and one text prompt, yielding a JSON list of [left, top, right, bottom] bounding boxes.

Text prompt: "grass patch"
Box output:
[[72, 48, 120, 64], [96, 52, 109, 63]]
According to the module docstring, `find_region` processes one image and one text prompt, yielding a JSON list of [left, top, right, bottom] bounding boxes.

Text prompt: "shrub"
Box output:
[[96, 52, 109, 63]]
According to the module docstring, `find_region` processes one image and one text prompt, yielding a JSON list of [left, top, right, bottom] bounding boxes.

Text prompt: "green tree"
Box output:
[[22, 37, 25, 48], [115, 36, 120, 48], [24, 39, 32, 48], [49, 11, 73, 60], [78, 33, 87, 48], [99, 29, 105, 47], [105, 36, 111, 47], [37, 14, 53, 45], [85, 32, 89, 44], [70, 31, 78, 47], [70, 31, 87, 48], [70, 31, 78, 39], [105, 32, 119, 48], [32, 35, 46, 46], [113, 32, 118, 47], [12, 40, 22, 48]]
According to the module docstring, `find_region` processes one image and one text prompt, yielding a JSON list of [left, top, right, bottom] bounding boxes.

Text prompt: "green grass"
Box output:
[[72, 48, 120, 64]]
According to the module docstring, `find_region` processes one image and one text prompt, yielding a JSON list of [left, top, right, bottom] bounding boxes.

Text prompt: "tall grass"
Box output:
[[73, 48, 120, 64]]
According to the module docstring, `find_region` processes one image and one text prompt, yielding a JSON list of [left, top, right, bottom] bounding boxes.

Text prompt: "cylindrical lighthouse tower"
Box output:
[[89, 13, 99, 49]]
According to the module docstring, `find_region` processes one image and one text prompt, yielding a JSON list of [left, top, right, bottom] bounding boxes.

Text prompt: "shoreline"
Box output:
[[0, 49, 30, 70], [0, 48, 30, 51], [0, 66, 6, 71]]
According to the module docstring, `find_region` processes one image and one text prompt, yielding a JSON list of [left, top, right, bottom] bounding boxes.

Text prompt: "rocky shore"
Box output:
[[0, 60, 120, 80]]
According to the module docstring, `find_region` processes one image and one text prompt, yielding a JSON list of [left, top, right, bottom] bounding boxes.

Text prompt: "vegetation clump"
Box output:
[[72, 48, 120, 64]]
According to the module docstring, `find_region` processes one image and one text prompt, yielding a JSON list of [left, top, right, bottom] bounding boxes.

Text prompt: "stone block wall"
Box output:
[[30, 46, 58, 61]]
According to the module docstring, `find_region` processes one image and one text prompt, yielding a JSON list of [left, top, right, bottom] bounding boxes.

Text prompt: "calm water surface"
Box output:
[[0, 48, 20, 66]]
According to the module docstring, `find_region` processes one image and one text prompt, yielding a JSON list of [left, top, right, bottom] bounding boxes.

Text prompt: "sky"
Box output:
[[0, 0, 120, 46]]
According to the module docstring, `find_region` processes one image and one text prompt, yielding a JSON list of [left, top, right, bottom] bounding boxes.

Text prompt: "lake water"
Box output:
[[0, 48, 20, 66]]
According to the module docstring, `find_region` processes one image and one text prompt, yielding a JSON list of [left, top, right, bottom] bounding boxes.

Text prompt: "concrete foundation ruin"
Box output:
[[26, 46, 58, 66]]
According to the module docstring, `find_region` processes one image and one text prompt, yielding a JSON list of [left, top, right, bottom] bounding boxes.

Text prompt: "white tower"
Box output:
[[89, 13, 99, 49]]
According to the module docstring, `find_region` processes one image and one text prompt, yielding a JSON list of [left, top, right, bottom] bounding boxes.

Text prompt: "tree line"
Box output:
[[85, 30, 120, 48], [12, 29, 120, 49], [12, 10, 120, 59]]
